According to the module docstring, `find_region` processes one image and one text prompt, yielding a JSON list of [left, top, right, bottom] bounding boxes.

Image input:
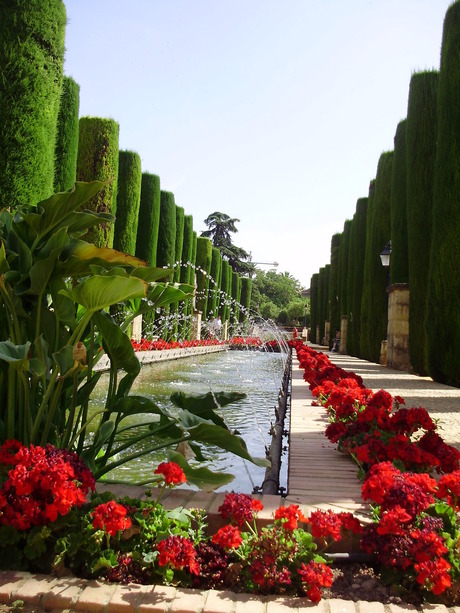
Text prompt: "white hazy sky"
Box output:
[[63, 0, 450, 289]]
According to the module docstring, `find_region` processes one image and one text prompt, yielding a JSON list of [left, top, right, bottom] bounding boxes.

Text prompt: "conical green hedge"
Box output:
[[113, 150, 142, 256], [390, 120, 409, 284], [207, 247, 222, 318], [348, 197, 368, 357], [76, 117, 120, 248], [328, 233, 342, 347], [174, 206, 185, 283], [195, 236, 212, 315], [54, 76, 80, 193], [239, 277, 253, 328], [135, 173, 161, 266], [310, 273, 319, 343], [406, 71, 438, 375], [338, 220, 352, 320], [156, 191, 177, 273], [219, 260, 232, 323], [180, 214, 194, 285], [427, 1, 460, 386], [0, 0, 66, 207]]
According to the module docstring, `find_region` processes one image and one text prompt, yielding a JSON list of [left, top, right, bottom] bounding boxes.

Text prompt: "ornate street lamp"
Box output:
[[379, 241, 392, 268]]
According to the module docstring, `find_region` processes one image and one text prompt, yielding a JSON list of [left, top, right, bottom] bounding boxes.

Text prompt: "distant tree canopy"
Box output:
[[250, 269, 308, 327], [201, 211, 254, 274]]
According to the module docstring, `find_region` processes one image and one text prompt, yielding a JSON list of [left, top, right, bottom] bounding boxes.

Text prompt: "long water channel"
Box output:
[[90, 348, 289, 493]]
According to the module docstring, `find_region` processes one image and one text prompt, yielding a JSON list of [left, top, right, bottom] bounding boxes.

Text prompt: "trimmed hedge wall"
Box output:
[[328, 233, 342, 347], [310, 273, 319, 343], [54, 76, 80, 193], [219, 260, 232, 323], [231, 271, 242, 326], [406, 71, 438, 376], [338, 220, 352, 319], [207, 247, 222, 318], [360, 154, 393, 363], [76, 117, 120, 248], [180, 214, 194, 285], [360, 179, 376, 361], [0, 0, 66, 207], [113, 150, 142, 256], [390, 120, 409, 284], [239, 277, 253, 328], [195, 236, 212, 315], [348, 197, 368, 357], [427, 2, 460, 386], [156, 191, 177, 273], [174, 206, 185, 283], [135, 173, 161, 266]]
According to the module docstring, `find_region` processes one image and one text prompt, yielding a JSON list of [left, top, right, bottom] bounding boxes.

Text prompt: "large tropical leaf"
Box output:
[[0, 341, 30, 369], [92, 311, 140, 378], [167, 450, 234, 490], [170, 391, 246, 429], [59, 275, 147, 313]]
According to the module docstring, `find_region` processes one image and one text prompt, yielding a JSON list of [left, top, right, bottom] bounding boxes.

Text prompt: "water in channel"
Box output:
[[90, 348, 289, 493]]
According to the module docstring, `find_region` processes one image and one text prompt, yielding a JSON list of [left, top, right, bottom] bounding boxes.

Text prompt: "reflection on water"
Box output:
[[90, 349, 287, 493]]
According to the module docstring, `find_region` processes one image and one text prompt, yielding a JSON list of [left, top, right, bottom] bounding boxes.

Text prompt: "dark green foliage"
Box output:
[[310, 273, 319, 343], [338, 220, 352, 319], [406, 71, 439, 375], [427, 3, 460, 386], [231, 272, 242, 325], [156, 191, 177, 273], [347, 198, 368, 357], [360, 154, 393, 363], [328, 233, 342, 347], [317, 266, 327, 343], [0, 0, 66, 207], [239, 277, 253, 325], [76, 117, 120, 247], [174, 206, 185, 282], [54, 76, 80, 192], [207, 248, 222, 318], [195, 237, 212, 315], [219, 260, 232, 322], [135, 173, 161, 266], [113, 150, 142, 256], [180, 215, 194, 285], [390, 120, 409, 284]]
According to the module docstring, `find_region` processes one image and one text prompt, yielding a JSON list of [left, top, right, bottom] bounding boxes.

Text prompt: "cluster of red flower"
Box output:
[[291, 340, 460, 474], [289, 339, 460, 597], [130, 338, 223, 351], [0, 440, 95, 530]]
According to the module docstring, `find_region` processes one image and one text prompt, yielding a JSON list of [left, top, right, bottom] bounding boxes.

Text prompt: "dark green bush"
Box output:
[[113, 150, 142, 256], [156, 191, 177, 273], [135, 173, 161, 266], [390, 120, 409, 284], [195, 237, 212, 315], [54, 76, 80, 192], [328, 233, 342, 347], [310, 273, 319, 343], [348, 197, 368, 357]]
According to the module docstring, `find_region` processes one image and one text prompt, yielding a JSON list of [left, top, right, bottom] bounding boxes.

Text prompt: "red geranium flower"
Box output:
[[91, 500, 132, 537], [274, 504, 307, 531], [156, 535, 200, 575], [154, 461, 186, 485], [212, 524, 243, 549]]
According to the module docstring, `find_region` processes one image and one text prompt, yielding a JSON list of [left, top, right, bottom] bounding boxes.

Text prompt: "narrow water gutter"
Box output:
[[260, 349, 292, 495]]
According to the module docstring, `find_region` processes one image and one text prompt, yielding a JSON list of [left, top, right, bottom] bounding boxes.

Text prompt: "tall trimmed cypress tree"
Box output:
[[329, 233, 342, 347], [195, 237, 212, 315], [360, 154, 393, 363], [156, 191, 176, 274], [239, 277, 253, 329], [231, 272, 242, 326], [135, 173, 161, 266], [113, 150, 142, 256], [207, 247, 222, 318], [427, 2, 460, 386], [338, 220, 352, 319], [180, 215, 194, 285], [390, 120, 409, 284], [54, 76, 80, 192], [348, 197, 368, 357], [406, 71, 439, 376], [0, 0, 66, 207], [76, 117, 120, 248], [310, 273, 320, 343], [174, 206, 185, 282], [219, 260, 232, 323]]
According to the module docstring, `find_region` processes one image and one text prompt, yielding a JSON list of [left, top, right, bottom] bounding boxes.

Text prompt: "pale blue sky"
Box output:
[[64, 0, 450, 289]]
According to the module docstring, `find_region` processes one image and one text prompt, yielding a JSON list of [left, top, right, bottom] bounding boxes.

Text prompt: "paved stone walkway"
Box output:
[[1, 344, 460, 611]]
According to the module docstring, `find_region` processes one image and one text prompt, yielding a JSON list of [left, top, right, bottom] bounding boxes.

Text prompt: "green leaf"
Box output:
[[131, 267, 175, 282], [170, 391, 246, 429], [59, 275, 148, 313], [187, 422, 270, 467], [0, 341, 30, 369], [167, 450, 235, 490], [0, 241, 10, 275], [92, 311, 140, 378], [52, 346, 76, 377]]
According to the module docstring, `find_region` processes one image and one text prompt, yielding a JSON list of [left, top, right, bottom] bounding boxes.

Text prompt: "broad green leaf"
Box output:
[[0, 341, 30, 369], [146, 283, 193, 309], [69, 242, 146, 268], [187, 422, 270, 467], [131, 267, 175, 282], [170, 391, 246, 429], [28, 256, 58, 295], [0, 242, 9, 275], [52, 346, 76, 376], [167, 450, 234, 490], [92, 311, 140, 377], [59, 275, 147, 312], [49, 278, 77, 328]]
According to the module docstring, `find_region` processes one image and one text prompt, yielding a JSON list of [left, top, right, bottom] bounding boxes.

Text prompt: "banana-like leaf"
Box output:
[[0, 242, 9, 275], [0, 341, 30, 369], [170, 391, 246, 430], [92, 311, 140, 378], [59, 275, 147, 313], [187, 422, 270, 467], [167, 450, 235, 491], [131, 267, 175, 282], [49, 278, 77, 328]]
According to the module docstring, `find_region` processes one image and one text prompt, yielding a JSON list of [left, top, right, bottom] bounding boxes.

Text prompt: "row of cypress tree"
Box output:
[[310, 0, 460, 388], [0, 0, 252, 340]]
